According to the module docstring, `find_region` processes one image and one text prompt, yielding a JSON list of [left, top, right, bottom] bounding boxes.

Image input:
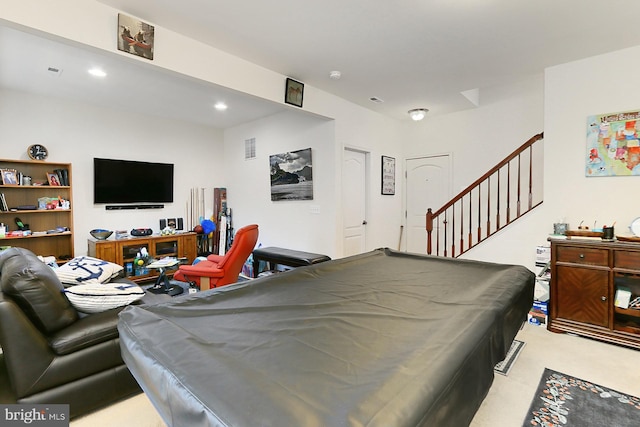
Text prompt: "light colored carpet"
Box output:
[[70, 323, 640, 427], [471, 323, 639, 426]]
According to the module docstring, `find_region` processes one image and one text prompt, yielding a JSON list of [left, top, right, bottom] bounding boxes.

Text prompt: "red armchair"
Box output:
[[174, 224, 259, 290]]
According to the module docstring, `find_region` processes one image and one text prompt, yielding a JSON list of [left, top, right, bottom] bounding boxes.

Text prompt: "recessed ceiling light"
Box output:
[[88, 68, 107, 78], [329, 71, 341, 80], [214, 102, 228, 111]]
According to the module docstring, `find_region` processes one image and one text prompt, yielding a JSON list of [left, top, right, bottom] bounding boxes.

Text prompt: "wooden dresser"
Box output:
[[548, 238, 640, 350]]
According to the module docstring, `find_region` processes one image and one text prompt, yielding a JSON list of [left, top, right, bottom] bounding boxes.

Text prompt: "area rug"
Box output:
[[522, 368, 640, 426], [494, 339, 525, 376]]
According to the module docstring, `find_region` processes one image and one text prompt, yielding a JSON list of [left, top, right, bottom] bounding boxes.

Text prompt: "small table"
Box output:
[[252, 247, 331, 278], [146, 258, 183, 296]]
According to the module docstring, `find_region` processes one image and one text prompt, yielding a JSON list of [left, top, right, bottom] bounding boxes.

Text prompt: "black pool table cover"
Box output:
[[118, 248, 534, 427]]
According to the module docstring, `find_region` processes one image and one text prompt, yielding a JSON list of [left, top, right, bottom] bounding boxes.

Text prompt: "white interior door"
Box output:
[[405, 155, 450, 254], [343, 149, 367, 256]]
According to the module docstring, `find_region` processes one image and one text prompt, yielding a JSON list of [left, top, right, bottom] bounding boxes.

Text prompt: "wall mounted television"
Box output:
[[93, 158, 174, 204]]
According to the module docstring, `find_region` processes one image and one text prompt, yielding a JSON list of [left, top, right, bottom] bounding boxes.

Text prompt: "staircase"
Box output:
[[426, 133, 544, 257]]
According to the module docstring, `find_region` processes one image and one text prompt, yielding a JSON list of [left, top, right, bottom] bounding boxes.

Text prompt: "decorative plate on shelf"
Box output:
[[630, 217, 640, 237]]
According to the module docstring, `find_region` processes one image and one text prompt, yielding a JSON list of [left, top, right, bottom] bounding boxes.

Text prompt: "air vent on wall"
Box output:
[[245, 138, 256, 160], [47, 67, 62, 77]]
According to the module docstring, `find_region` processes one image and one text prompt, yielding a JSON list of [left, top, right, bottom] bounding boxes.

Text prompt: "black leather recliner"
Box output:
[[0, 247, 158, 418]]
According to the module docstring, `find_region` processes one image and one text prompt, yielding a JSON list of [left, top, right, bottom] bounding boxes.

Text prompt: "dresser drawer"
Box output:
[[614, 250, 640, 271], [556, 246, 608, 266]]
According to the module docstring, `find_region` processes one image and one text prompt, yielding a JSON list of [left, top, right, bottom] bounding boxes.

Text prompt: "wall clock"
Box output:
[[27, 144, 48, 160], [630, 217, 640, 237]]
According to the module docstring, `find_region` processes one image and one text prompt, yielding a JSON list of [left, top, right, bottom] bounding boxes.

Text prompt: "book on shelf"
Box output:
[[0, 193, 8, 212], [53, 169, 69, 186]]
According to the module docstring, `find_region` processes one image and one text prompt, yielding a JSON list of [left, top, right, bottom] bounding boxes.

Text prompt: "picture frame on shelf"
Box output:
[[1, 169, 18, 186], [284, 78, 304, 108], [381, 156, 395, 195], [47, 172, 61, 186]]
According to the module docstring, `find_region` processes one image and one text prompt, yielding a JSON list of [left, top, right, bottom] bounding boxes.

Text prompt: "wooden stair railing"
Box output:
[[426, 132, 544, 257]]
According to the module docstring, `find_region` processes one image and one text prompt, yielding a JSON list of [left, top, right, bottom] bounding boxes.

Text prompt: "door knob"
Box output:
[[601, 296, 607, 301]]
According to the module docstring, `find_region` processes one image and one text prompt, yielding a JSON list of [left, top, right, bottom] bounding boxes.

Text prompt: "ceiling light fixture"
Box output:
[[329, 70, 341, 80], [214, 102, 228, 111], [87, 68, 106, 78], [408, 108, 428, 121]]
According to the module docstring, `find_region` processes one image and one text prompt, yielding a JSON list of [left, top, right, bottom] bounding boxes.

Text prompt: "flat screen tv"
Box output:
[[94, 158, 174, 204]]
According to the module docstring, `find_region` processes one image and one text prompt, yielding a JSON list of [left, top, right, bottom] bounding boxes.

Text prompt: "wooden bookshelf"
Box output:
[[0, 159, 73, 260]]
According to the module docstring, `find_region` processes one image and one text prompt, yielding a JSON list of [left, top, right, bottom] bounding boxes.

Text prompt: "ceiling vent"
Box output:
[[369, 97, 384, 104], [245, 138, 256, 160], [47, 67, 62, 77]]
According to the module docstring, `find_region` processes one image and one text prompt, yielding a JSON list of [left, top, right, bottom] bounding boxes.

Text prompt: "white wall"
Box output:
[[223, 104, 405, 259], [403, 75, 544, 194], [543, 45, 640, 235], [454, 45, 640, 272], [0, 89, 225, 255], [224, 111, 337, 257], [331, 100, 405, 254], [401, 75, 546, 270]]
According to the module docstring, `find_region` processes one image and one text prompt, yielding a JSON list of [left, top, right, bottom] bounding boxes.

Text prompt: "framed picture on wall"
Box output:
[[284, 78, 304, 108], [381, 156, 395, 195], [270, 148, 313, 201], [117, 13, 155, 60], [586, 109, 640, 176]]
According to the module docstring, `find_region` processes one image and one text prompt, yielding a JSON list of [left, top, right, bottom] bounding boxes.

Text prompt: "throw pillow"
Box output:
[[56, 256, 123, 285], [63, 282, 145, 313]]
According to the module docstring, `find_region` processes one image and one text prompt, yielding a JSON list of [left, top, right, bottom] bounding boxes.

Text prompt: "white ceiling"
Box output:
[[0, 25, 287, 129], [4, 1, 640, 128]]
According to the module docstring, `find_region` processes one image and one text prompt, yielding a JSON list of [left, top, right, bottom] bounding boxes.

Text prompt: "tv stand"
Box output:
[[88, 232, 197, 283]]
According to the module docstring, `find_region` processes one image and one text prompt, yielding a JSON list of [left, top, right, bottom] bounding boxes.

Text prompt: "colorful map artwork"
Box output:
[[586, 109, 640, 176]]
